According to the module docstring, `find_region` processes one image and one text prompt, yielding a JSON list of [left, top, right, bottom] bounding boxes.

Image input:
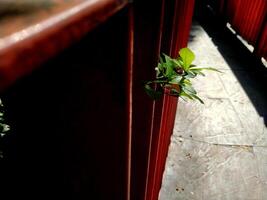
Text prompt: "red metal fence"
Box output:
[[131, 1, 195, 199], [214, 0, 267, 59], [256, 19, 267, 59], [0, 1, 195, 200]]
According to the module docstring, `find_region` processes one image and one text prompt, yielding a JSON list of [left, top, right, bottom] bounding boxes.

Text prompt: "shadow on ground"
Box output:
[[194, 3, 267, 126]]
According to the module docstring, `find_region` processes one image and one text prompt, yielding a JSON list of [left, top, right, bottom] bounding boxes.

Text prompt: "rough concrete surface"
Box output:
[[159, 21, 267, 200]]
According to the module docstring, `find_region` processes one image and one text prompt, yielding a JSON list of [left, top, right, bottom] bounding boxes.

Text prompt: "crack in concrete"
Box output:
[[175, 135, 267, 150]]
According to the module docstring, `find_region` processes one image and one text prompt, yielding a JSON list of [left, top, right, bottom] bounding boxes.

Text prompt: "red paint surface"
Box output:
[[1, 9, 131, 199], [145, 1, 195, 200], [126, 5, 134, 200], [226, 0, 267, 45], [0, 1, 195, 199], [220, 0, 267, 58], [0, 0, 128, 91], [131, 1, 164, 199], [256, 21, 267, 59]]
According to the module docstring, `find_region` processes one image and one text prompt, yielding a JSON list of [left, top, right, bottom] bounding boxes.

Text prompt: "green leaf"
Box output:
[[153, 80, 168, 84], [144, 48, 221, 104], [179, 48, 195, 70], [183, 84, 197, 95], [191, 94, 204, 104], [144, 84, 163, 100], [173, 58, 183, 68], [170, 88, 180, 95], [156, 56, 166, 77], [179, 90, 194, 100], [189, 68, 206, 76], [163, 54, 175, 78], [189, 64, 197, 68], [183, 79, 192, 86], [184, 71, 196, 78], [166, 65, 174, 78], [169, 75, 183, 84], [157, 58, 164, 70], [190, 67, 222, 73], [163, 53, 172, 63]]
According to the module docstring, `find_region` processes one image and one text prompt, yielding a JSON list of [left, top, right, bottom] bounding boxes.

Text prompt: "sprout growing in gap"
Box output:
[[144, 47, 221, 103]]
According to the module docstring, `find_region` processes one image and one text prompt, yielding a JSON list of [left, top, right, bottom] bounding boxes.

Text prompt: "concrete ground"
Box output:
[[159, 19, 267, 200]]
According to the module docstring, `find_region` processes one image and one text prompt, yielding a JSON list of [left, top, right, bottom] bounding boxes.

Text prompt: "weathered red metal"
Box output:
[[126, 5, 134, 200], [256, 21, 267, 59], [0, 0, 128, 91], [0, 1, 195, 199], [131, 0, 165, 199], [224, 0, 267, 53], [145, 1, 195, 199]]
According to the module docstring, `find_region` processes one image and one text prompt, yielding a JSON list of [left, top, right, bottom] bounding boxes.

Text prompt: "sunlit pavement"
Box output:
[[160, 20, 267, 200]]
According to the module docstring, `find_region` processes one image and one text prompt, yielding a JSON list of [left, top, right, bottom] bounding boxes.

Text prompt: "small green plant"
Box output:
[[144, 47, 220, 103]]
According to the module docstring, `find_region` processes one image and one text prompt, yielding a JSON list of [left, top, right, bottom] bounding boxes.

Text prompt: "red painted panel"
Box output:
[[1, 9, 131, 199], [153, 1, 195, 198], [126, 5, 134, 200], [145, 0, 195, 200], [219, 0, 225, 14], [256, 21, 267, 59], [0, 1, 196, 199], [255, 13, 267, 59], [225, 0, 267, 46], [0, 0, 128, 92], [131, 1, 165, 199]]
